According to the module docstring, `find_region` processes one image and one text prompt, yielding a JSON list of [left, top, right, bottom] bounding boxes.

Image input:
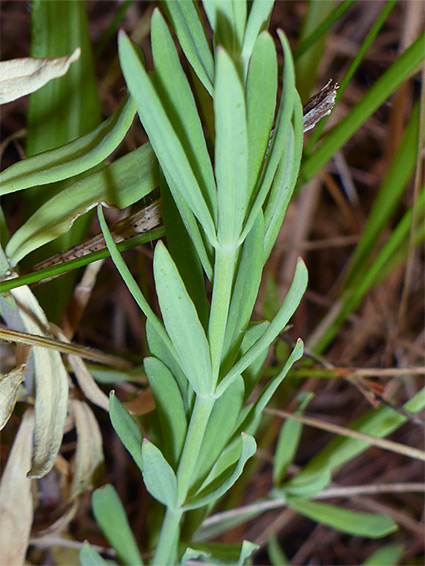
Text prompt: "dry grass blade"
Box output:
[[0, 327, 131, 370]]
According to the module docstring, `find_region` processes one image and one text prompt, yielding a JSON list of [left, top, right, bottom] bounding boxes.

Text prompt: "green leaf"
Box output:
[[27, 0, 100, 158], [239, 321, 270, 400], [180, 547, 209, 565], [184, 433, 256, 510], [275, 468, 331, 499], [267, 534, 289, 566], [79, 543, 110, 566], [222, 213, 264, 367], [242, 29, 299, 248], [109, 392, 143, 473], [214, 46, 249, 244], [144, 357, 187, 468], [204, 0, 247, 56], [97, 206, 177, 363], [287, 498, 398, 539], [145, 319, 189, 406], [193, 495, 261, 542], [162, 0, 214, 95], [0, 97, 136, 196], [240, 340, 304, 436], [160, 177, 210, 328], [362, 543, 404, 566], [141, 439, 178, 509], [194, 376, 245, 486], [218, 259, 307, 395], [153, 241, 212, 396], [118, 30, 216, 245], [294, 386, 425, 483], [263, 32, 304, 259], [0, 225, 165, 294], [6, 143, 159, 266], [92, 484, 143, 566], [241, 0, 274, 76], [19, 0, 102, 318], [245, 32, 277, 193], [273, 392, 314, 485], [151, 10, 216, 214], [181, 540, 259, 566]]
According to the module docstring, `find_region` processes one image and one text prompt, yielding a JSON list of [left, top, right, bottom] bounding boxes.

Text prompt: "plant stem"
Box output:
[[208, 245, 238, 385], [152, 507, 183, 565], [176, 395, 215, 506]]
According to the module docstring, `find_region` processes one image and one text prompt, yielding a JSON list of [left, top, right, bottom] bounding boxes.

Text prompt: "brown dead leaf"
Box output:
[[124, 388, 156, 415], [69, 399, 104, 500], [10, 286, 69, 479], [0, 409, 35, 565], [0, 364, 26, 430], [0, 48, 81, 104]]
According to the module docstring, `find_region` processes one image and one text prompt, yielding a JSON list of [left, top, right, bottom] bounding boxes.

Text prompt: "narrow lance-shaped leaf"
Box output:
[[241, 340, 304, 436], [0, 96, 137, 195], [109, 392, 143, 474], [144, 357, 187, 468], [222, 212, 264, 366], [245, 32, 277, 194], [194, 376, 245, 484], [214, 46, 249, 244], [6, 143, 159, 266], [141, 439, 178, 509], [273, 392, 314, 486], [151, 9, 216, 215], [242, 29, 297, 244], [287, 498, 397, 539], [241, 0, 275, 76], [153, 241, 212, 397], [118, 30, 216, 244], [217, 259, 308, 394], [184, 433, 257, 510], [162, 0, 214, 95], [92, 484, 144, 566], [294, 385, 425, 482], [97, 205, 176, 355]]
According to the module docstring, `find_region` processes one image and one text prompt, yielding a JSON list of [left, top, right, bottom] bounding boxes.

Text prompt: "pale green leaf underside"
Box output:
[[0, 96, 137, 195], [6, 143, 159, 265]]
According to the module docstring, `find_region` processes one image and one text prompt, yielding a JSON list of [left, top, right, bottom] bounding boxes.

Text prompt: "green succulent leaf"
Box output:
[[92, 484, 143, 566], [153, 241, 212, 397], [141, 439, 178, 509], [109, 392, 143, 473], [287, 498, 398, 539]]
